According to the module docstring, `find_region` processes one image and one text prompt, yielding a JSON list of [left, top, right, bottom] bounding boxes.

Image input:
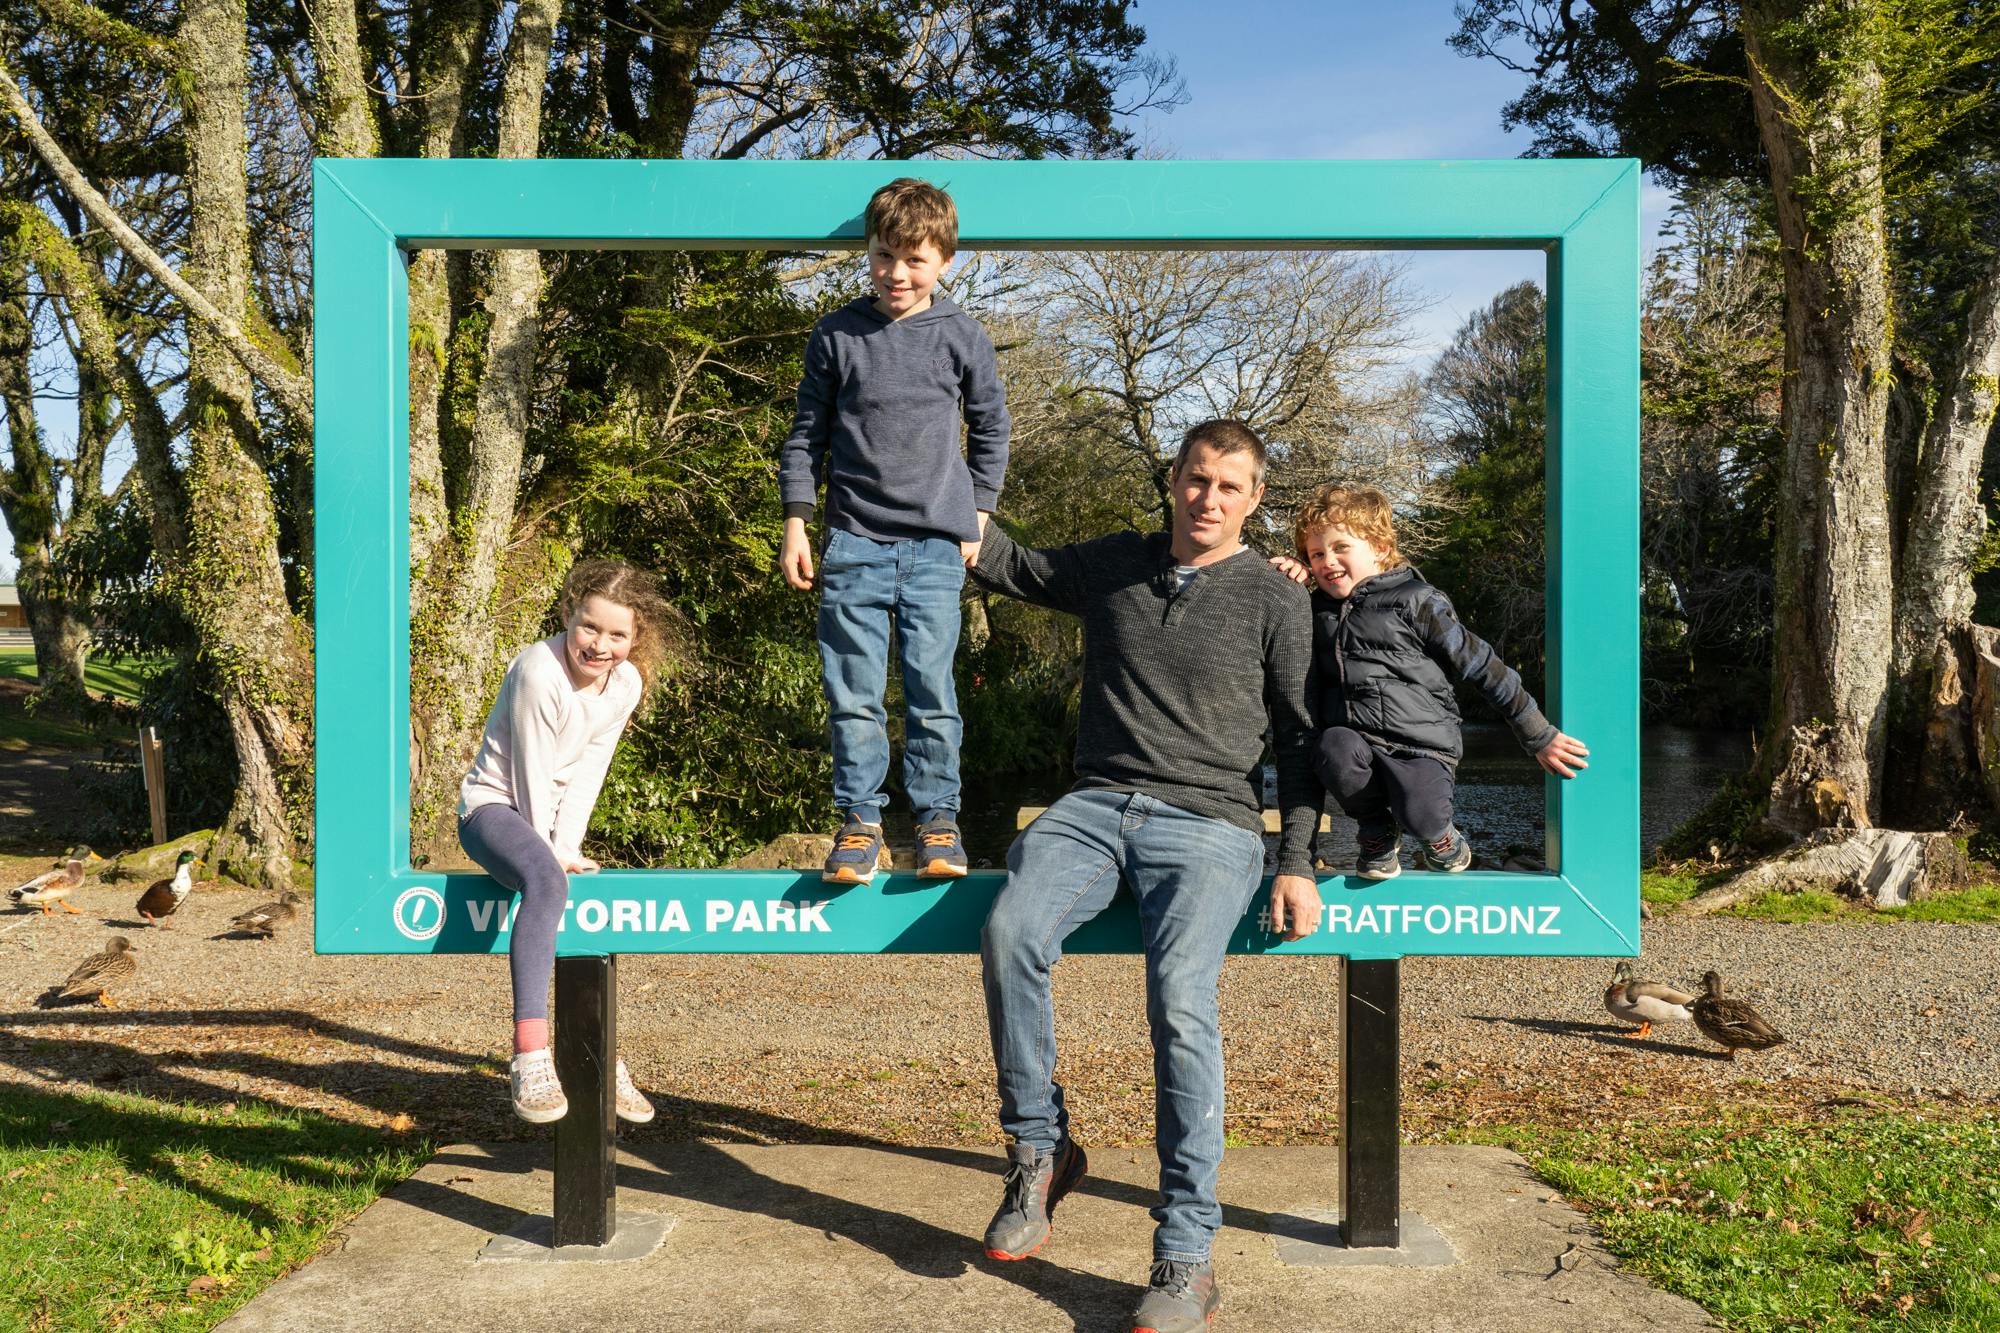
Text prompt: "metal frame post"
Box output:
[[1339, 957, 1400, 1248], [553, 954, 617, 1247]]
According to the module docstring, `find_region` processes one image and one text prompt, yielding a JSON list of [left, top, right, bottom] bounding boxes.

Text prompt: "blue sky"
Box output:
[[0, 4, 1671, 577]]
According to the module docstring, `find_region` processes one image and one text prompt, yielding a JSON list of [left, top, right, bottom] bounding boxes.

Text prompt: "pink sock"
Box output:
[[513, 1019, 549, 1054]]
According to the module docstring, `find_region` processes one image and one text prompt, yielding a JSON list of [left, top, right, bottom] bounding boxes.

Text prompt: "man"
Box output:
[[972, 419, 1322, 1333]]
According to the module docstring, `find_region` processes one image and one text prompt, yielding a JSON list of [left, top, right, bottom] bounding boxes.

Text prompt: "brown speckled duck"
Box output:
[[1691, 970, 1787, 1060], [56, 936, 138, 1007], [1603, 961, 1697, 1040], [135, 850, 199, 928], [229, 891, 302, 939]]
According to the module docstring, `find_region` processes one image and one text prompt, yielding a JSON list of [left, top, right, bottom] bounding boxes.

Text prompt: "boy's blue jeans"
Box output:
[[981, 789, 1266, 1263], [817, 528, 965, 825]]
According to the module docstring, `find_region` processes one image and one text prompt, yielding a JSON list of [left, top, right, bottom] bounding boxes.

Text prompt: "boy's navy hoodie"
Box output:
[[778, 293, 1010, 544]]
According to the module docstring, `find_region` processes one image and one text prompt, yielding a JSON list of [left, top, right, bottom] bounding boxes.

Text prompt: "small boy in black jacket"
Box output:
[[1283, 483, 1589, 877]]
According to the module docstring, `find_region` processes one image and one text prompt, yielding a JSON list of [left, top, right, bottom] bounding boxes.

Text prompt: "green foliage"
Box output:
[[1417, 281, 1549, 699], [958, 642, 1076, 777], [1476, 1110, 2000, 1331], [166, 1226, 273, 1288]]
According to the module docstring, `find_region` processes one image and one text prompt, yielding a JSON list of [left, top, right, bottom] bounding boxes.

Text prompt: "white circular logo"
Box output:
[[392, 886, 446, 941]]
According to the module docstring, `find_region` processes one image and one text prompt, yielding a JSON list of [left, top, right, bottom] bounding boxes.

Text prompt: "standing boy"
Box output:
[[778, 178, 1010, 883], [1288, 483, 1589, 876]]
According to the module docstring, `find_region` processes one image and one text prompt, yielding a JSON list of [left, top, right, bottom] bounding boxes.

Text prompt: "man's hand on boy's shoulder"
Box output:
[[1537, 731, 1590, 779], [779, 515, 816, 590]]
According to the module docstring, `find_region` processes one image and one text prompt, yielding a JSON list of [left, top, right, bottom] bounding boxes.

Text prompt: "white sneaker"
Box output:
[[510, 1049, 568, 1124], [615, 1058, 655, 1124]]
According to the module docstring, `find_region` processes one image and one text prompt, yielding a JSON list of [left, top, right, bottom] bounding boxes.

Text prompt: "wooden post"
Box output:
[[138, 726, 168, 845]]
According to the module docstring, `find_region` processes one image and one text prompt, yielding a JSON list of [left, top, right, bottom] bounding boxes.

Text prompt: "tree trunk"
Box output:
[[305, 0, 379, 157], [181, 0, 315, 889], [1742, 1, 1895, 834], [0, 227, 90, 715], [406, 0, 565, 865], [1886, 257, 2000, 825]]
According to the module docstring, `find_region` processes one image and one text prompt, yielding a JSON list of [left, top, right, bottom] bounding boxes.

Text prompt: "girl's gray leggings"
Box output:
[[458, 802, 569, 1022]]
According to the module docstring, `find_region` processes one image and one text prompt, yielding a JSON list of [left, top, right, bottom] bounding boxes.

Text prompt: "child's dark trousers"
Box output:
[[1313, 726, 1454, 841]]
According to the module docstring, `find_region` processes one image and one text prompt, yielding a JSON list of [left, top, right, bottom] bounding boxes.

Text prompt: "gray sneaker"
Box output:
[[1131, 1259, 1220, 1332], [983, 1139, 1087, 1260], [1354, 827, 1401, 880], [1420, 824, 1473, 873]]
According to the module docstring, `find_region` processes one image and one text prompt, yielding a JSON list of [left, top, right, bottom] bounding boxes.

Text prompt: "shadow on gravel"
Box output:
[[1463, 1013, 1728, 1059]]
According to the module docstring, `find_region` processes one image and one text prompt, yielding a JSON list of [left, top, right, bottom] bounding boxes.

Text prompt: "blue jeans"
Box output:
[[981, 789, 1266, 1262], [818, 528, 965, 824]]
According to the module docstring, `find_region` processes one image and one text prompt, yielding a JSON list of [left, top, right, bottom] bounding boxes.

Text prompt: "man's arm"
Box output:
[[1412, 590, 1559, 754], [1265, 579, 1323, 882], [970, 521, 1093, 616]]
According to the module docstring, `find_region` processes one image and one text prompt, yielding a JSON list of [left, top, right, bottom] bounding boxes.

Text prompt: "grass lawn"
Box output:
[[0, 648, 156, 704], [1464, 1109, 2000, 1330], [1641, 869, 2000, 925], [0, 1085, 430, 1332]]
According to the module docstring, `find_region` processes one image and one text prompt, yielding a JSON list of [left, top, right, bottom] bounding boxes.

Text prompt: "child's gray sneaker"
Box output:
[[1354, 827, 1401, 880], [614, 1058, 654, 1124], [1421, 824, 1473, 873], [822, 818, 886, 884], [1130, 1258, 1220, 1332], [510, 1048, 568, 1124], [984, 1138, 1087, 1260], [915, 815, 969, 878]]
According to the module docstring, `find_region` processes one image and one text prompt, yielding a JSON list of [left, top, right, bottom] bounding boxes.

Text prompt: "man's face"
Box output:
[[868, 233, 949, 319], [1171, 443, 1264, 562]]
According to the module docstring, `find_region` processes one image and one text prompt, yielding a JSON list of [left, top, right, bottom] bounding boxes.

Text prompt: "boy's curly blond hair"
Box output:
[[1291, 483, 1405, 567]]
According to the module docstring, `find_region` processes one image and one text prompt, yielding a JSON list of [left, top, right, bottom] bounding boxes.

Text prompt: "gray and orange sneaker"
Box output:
[[1131, 1259, 1220, 1332], [915, 815, 969, 878], [822, 818, 886, 884], [1420, 824, 1473, 873], [984, 1138, 1087, 1260]]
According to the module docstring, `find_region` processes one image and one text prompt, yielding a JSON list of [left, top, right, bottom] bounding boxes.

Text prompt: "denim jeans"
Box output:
[[818, 528, 965, 824], [981, 789, 1266, 1262]]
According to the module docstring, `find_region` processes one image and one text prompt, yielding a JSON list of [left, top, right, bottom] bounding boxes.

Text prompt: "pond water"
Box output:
[[956, 724, 1753, 870]]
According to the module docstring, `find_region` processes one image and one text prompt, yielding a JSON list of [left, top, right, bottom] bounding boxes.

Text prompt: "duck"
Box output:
[[229, 891, 303, 939], [54, 936, 138, 1007], [135, 850, 199, 929], [1691, 970, 1787, 1060], [1602, 960, 1696, 1039], [8, 847, 95, 914]]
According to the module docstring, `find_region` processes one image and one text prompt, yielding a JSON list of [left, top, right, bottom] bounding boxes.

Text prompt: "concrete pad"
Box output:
[[477, 1211, 675, 1263], [220, 1144, 1715, 1332], [1270, 1210, 1455, 1268]]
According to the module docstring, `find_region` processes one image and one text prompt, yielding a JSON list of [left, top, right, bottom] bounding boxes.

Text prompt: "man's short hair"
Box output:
[[1292, 482, 1405, 567], [864, 178, 958, 257], [1171, 419, 1267, 487]]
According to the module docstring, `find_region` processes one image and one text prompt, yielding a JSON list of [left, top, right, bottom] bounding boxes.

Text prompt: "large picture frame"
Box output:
[[311, 158, 1639, 961]]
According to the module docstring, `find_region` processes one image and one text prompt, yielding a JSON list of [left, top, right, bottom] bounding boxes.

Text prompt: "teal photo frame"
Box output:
[[311, 158, 1639, 961]]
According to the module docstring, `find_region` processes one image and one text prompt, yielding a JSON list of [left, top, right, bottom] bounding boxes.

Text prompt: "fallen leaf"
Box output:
[[1917, 1231, 1934, 1248], [4, 1168, 24, 1181], [387, 1113, 415, 1133], [1896, 1293, 1914, 1314], [187, 1277, 219, 1296], [250, 1247, 272, 1262]]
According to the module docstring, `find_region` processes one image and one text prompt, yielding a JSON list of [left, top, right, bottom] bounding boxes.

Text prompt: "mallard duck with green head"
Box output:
[[1691, 970, 1787, 1060], [229, 891, 302, 938], [9, 847, 95, 915], [135, 850, 199, 929], [56, 936, 138, 1007], [1603, 961, 1696, 1039]]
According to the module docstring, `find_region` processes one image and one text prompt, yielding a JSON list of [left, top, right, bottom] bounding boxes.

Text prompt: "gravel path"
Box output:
[[2, 856, 1992, 1149]]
